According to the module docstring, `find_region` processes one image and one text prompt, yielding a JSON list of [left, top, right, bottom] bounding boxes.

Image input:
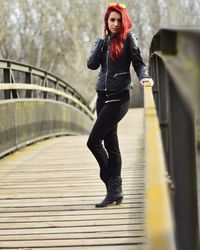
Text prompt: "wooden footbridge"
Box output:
[[0, 28, 199, 250], [0, 109, 145, 250]]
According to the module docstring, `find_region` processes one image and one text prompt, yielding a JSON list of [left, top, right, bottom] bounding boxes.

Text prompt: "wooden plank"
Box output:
[[0, 188, 144, 197], [0, 173, 144, 178], [0, 217, 144, 229], [0, 212, 144, 223], [0, 203, 144, 213], [0, 237, 145, 248], [0, 208, 143, 217], [0, 230, 144, 241], [0, 165, 144, 171], [25, 246, 144, 250], [0, 194, 143, 204], [0, 180, 144, 186], [0, 224, 144, 236]]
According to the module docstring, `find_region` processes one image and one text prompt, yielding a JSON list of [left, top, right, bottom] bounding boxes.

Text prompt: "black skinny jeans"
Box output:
[[87, 90, 130, 183]]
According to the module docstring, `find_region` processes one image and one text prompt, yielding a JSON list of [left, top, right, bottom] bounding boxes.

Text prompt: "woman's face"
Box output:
[[107, 11, 122, 37]]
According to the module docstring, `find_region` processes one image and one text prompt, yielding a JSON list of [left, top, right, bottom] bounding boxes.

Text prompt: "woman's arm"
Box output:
[[87, 38, 104, 70], [128, 32, 153, 86]]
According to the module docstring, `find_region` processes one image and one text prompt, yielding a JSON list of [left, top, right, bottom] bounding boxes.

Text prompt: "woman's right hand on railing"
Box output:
[[140, 78, 154, 87]]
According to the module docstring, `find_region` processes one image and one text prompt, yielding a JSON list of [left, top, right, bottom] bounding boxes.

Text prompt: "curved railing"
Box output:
[[0, 59, 95, 158], [147, 28, 200, 250]]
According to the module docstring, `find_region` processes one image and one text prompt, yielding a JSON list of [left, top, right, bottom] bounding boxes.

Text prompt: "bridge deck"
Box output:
[[0, 108, 145, 250]]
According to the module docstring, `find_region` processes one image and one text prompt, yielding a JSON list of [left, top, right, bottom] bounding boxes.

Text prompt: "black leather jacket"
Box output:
[[87, 32, 149, 92]]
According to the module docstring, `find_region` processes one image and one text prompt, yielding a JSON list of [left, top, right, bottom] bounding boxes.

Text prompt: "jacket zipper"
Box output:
[[105, 49, 109, 91], [104, 36, 111, 91], [114, 72, 129, 78]]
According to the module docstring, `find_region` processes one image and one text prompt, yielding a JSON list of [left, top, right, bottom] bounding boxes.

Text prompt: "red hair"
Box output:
[[104, 5, 132, 62]]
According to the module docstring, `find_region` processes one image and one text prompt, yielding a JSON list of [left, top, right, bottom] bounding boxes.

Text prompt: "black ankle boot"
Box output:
[[95, 176, 123, 208]]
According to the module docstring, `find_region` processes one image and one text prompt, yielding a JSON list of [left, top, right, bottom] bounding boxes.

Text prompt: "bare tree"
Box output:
[[0, 0, 199, 101]]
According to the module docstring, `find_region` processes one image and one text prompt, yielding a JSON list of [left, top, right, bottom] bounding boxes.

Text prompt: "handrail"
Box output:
[[0, 59, 95, 158], [144, 84, 176, 250], [149, 28, 200, 250], [0, 59, 86, 101], [0, 83, 94, 119], [0, 59, 94, 120]]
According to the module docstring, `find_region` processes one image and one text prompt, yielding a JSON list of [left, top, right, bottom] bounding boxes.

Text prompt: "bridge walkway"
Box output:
[[0, 108, 145, 250]]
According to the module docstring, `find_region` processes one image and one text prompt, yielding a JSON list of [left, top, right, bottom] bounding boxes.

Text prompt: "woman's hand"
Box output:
[[139, 78, 154, 87], [102, 25, 109, 39]]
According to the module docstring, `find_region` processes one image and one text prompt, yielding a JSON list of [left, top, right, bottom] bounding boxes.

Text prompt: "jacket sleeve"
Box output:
[[87, 37, 104, 70], [128, 32, 150, 80]]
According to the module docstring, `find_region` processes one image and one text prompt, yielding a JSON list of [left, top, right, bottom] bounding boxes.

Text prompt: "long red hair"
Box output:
[[104, 5, 132, 62]]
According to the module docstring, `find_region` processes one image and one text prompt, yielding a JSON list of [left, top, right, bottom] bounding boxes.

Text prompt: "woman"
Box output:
[[87, 3, 153, 208]]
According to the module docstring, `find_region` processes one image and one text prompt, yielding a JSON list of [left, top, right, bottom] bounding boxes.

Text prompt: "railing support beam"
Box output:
[[169, 80, 198, 250]]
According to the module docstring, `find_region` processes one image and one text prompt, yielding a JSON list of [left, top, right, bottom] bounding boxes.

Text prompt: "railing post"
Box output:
[[196, 111, 200, 241], [168, 79, 199, 250], [25, 71, 32, 98], [155, 58, 170, 168], [3, 68, 11, 99]]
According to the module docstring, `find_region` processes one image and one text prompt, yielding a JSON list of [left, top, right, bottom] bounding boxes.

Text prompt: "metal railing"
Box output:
[[144, 83, 176, 250], [148, 28, 200, 250], [0, 59, 94, 158]]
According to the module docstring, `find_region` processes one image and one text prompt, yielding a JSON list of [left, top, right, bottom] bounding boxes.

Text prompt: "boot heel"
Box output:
[[116, 197, 123, 205]]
